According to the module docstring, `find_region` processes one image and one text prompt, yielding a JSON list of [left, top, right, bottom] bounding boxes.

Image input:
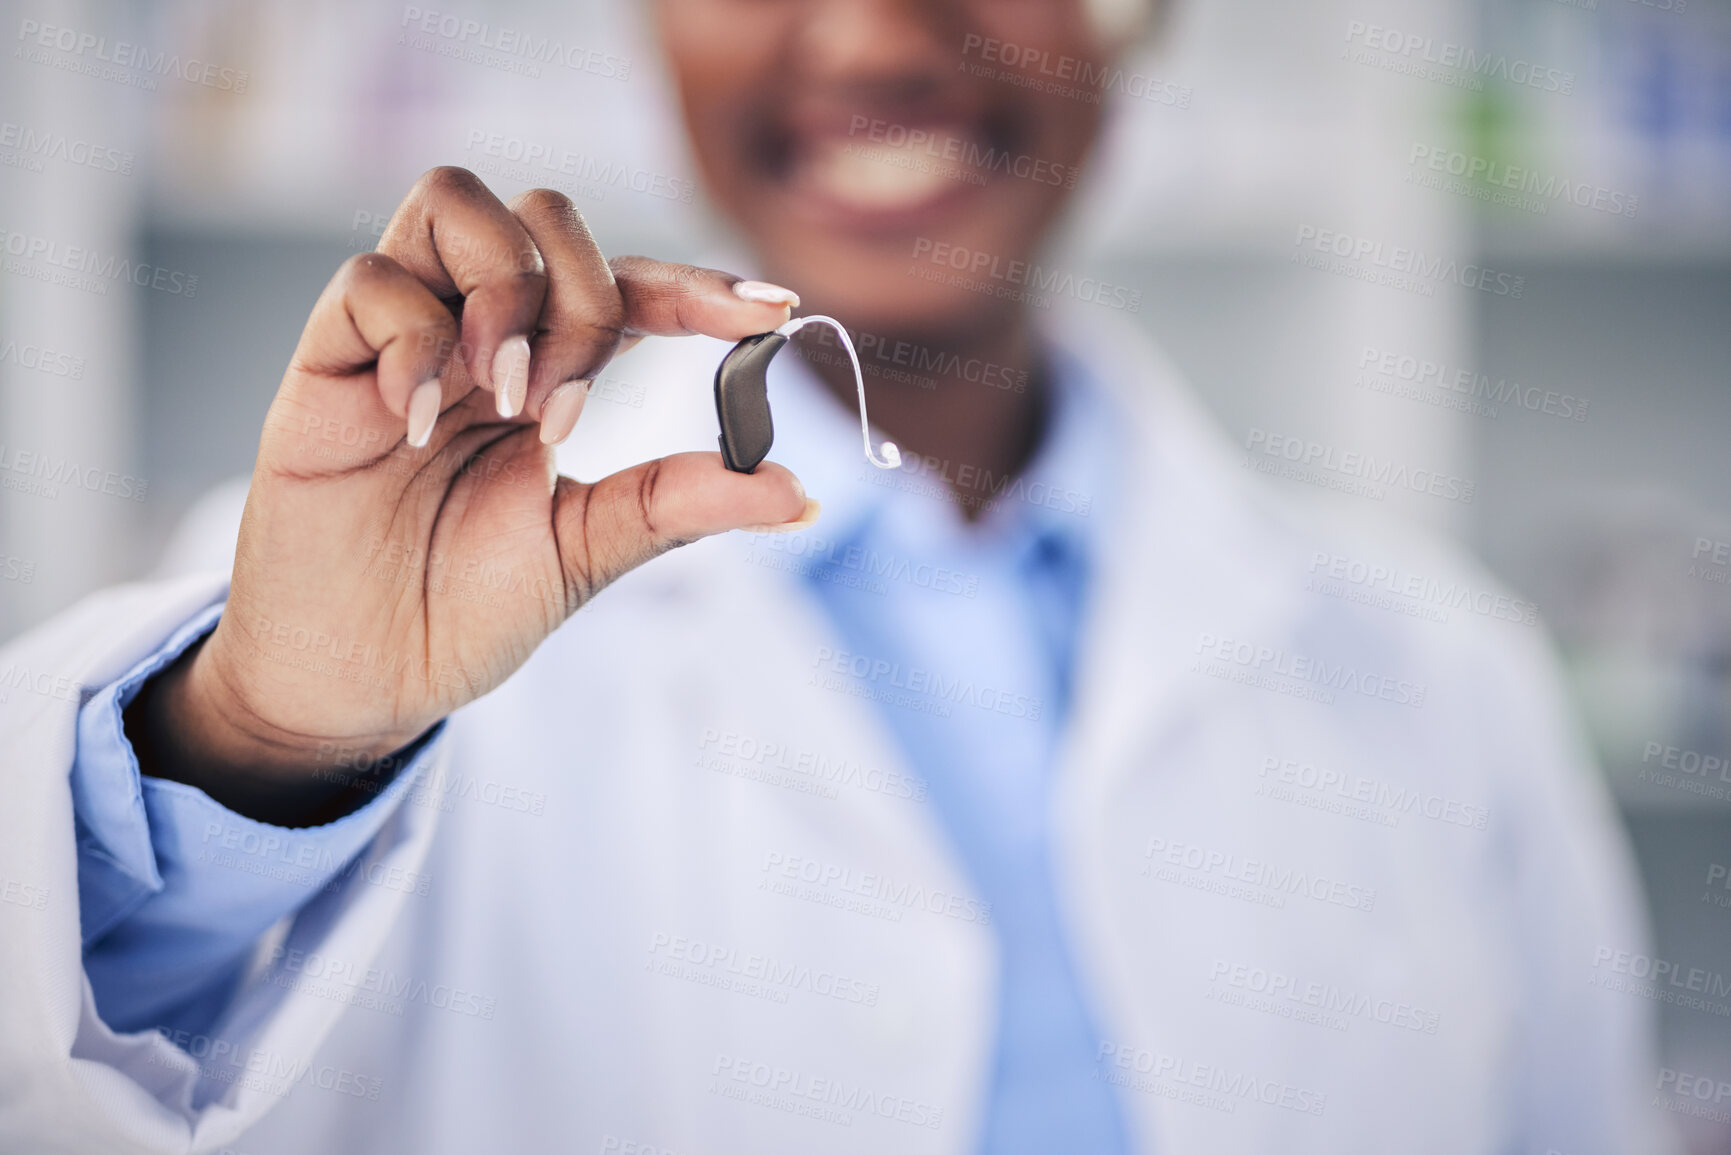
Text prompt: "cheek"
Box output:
[[1035, 95, 1104, 173], [655, 12, 786, 184], [676, 96, 767, 235], [656, 0, 785, 89], [660, 77, 761, 212]]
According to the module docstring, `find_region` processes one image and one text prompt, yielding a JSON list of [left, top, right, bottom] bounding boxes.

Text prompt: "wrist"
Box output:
[[127, 624, 429, 826]]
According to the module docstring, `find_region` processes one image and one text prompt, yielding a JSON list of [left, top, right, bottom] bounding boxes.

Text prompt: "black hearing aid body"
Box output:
[[712, 316, 901, 476], [714, 330, 787, 473]]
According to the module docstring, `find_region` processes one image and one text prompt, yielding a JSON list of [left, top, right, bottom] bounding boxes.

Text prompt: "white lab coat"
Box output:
[[0, 311, 1672, 1154]]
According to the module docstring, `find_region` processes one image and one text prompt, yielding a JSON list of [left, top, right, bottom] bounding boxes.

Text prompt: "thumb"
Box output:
[[554, 451, 816, 603]]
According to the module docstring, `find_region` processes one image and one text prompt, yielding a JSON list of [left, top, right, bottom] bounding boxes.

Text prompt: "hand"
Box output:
[[131, 167, 813, 825]]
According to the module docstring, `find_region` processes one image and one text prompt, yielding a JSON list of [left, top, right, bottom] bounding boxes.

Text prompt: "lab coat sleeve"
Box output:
[[1474, 621, 1680, 1155], [0, 574, 446, 1155], [74, 598, 441, 1042]]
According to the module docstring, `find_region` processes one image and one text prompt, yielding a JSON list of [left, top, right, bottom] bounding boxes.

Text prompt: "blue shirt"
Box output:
[[761, 347, 1130, 1155], [72, 604, 443, 1040], [71, 344, 1132, 1152]]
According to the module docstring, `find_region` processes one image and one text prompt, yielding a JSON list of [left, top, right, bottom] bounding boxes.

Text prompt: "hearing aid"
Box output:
[[714, 315, 901, 474]]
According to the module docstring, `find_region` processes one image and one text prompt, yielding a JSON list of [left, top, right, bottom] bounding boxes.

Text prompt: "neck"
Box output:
[[789, 309, 1050, 523]]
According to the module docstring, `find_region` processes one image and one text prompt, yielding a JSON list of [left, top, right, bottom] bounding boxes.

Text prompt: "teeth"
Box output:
[[802, 139, 958, 212]]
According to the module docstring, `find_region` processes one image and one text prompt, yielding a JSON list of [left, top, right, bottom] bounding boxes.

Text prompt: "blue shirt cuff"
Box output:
[[71, 601, 442, 1034]]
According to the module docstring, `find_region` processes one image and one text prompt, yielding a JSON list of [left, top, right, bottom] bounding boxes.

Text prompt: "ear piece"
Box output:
[[713, 314, 901, 474], [713, 330, 786, 473]]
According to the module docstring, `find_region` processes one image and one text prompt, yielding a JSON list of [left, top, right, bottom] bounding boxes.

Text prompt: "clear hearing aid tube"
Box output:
[[776, 316, 902, 470]]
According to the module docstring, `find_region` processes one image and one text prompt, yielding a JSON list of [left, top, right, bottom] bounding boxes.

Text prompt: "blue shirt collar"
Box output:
[[759, 336, 1122, 568]]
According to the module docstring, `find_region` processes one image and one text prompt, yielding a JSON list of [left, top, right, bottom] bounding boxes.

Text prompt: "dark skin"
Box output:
[[655, 0, 1112, 510], [128, 0, 1121, 824]]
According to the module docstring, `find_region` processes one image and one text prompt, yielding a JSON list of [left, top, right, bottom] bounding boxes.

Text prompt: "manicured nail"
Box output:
[[406, 379, 442, 448], [539, 380, 589, 446], [491, 335, 531, 418], [743, 498, 821, 534], [733, 280, 800, 308]]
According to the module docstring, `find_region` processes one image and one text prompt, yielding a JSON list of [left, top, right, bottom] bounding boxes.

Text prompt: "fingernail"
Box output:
[[491, 335, 531, 418], [742, 498, 821, 534], [406, 379, 442, 448], [539, 380, 589, 446], [733, 280, 801, 308]]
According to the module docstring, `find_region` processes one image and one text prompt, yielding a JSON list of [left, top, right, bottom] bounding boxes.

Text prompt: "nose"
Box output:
[[794, 0, 961, 90]]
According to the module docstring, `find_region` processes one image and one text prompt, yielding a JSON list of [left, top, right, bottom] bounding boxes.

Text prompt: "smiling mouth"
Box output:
[[799, 136, 963, 213], [766, 111, 1022, 221]]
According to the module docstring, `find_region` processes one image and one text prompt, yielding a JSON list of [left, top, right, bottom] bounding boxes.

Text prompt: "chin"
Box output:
[[762, 234, 1020, 339], [748, 196, 1040, 339]]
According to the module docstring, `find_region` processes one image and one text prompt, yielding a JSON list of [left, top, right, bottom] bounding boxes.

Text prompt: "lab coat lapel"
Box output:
[[1042, 310, 1314, 1151]]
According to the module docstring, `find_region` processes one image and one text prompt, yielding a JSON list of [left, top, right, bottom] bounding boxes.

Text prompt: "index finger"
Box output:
[[609, 257, 802, 344], [378, 167, 548, 415]]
